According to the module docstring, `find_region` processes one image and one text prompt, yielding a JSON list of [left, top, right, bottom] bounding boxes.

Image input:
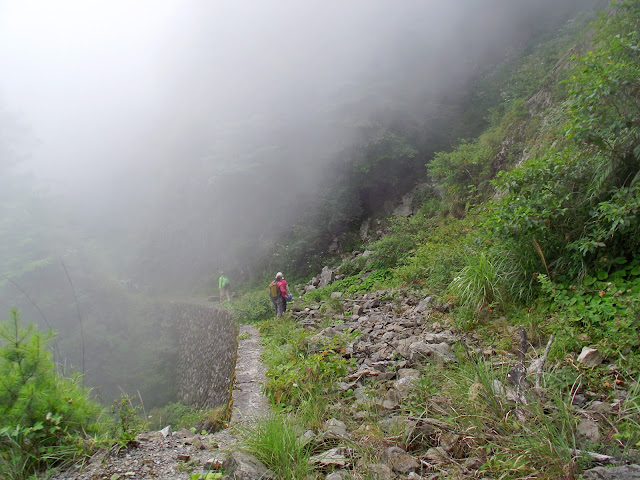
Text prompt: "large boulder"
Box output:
[[319, 266, 335, 288]]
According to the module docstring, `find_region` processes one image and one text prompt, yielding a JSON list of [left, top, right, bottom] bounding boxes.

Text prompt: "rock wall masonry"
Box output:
[[171, 303, 238, 408]]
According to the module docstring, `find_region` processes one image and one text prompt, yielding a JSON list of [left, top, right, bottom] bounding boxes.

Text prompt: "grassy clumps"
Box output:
[[403, 354, 640, 479], [239, 413, 315, 480], [147, 402, 228, 433], [260, 316, 355, 414]]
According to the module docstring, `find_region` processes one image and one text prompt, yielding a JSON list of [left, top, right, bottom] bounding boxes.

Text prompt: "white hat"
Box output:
[[276, 272, 283, 279]]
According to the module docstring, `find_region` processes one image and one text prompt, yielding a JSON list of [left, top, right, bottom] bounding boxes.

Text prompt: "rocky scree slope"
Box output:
[[258, 264, 640, 479]]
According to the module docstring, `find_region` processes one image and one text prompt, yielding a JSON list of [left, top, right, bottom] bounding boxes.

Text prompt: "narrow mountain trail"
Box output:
[[209, 323, 270, 449], [230, 324, 270, 425]]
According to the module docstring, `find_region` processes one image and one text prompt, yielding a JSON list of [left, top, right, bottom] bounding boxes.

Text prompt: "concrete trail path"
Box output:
[[210, 323, 270, 450], [230, 324, 270, 425]]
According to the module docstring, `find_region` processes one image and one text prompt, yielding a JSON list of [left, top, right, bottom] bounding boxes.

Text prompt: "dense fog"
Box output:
[[0, 0, 605, 403], [1, 0, 604, 288]]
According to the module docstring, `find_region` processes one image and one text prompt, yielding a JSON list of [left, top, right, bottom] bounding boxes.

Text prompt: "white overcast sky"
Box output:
[[0, 0, 594, 197], [0, 1, 177, 183]]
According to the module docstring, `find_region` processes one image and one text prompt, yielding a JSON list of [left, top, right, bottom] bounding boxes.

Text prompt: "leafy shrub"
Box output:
[[338, 255, 367, 277], [395, 218, 469, 290], [369, 231, 414, 268], [565, 10, 640, 179], [261, 317, 354, 409], [265, 346, 353, 409], [231, 289, 274, 323], [429, 139, 495, 215], [569, 184, 640, 262], [345, 268, 395, 295], [111, 395, 147, 450], [538, 262, 640, 357], [486, 4, 640, 280], [260, 317, 310, 370], [0, 309, 107, 479]]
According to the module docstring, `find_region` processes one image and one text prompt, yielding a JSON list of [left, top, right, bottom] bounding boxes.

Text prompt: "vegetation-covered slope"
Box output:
[[230, 3, 640, 479]]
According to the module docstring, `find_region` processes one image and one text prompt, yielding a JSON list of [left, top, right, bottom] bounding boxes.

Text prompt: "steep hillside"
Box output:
[[228, 3, 640, 479]]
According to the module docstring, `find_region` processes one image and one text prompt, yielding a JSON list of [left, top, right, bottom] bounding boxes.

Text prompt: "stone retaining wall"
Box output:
[[170, 302, 238, 408]]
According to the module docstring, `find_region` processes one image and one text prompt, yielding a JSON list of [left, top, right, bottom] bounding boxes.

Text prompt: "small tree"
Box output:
[[0, 308, 106, 479]]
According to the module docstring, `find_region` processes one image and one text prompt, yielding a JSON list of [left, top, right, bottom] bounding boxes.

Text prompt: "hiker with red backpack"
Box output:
[[269, 272, 291, 317], [278, 272, 289, 313]]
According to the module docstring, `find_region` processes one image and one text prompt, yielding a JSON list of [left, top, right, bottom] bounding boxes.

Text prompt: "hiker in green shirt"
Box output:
[[218, 271, 231, 302]]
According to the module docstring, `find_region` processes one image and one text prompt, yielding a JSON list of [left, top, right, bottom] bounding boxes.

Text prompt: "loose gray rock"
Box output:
[[588, 401, 615, 415], [578, 347, 604, 367], [354, 387, 370, 404], [578, 417, 601, 443], [381, 389, 401, 410], [464, 457, 484, 470], [222, 451, 274, 480], [309, 448, 352, 467], [204, 456, 226, 471], [439, 432, 464, 457], [423, 331, 457, 344], [397, 368, 420, 380], [410, 341, 457, 363], [423, 447, 450, 464], [394, 377, 417, 398], [363, 463, 394, 480], [364, 298, 380, 309], [326, 473, 343, 480], [175, 428, 197, 441], [384, 446, 419, 474], [300, 429, 316, 445], [582, 465, 640, 479], [491, 379, 518, 402], [325, 418, 350, 438], [379, 416, 417, 438], [413, 296, 433, 313]]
